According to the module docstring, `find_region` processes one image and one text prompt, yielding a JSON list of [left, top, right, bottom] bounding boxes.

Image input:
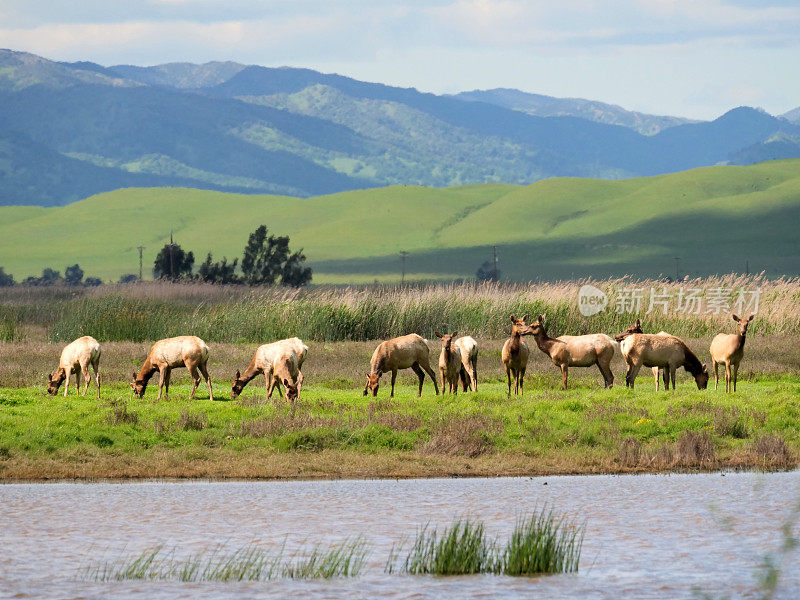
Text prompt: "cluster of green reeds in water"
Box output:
[[389, 507, 585, 576], [29, 275, 795, 343], [84, 507, 584, 582], [85, 538, 369, 582]]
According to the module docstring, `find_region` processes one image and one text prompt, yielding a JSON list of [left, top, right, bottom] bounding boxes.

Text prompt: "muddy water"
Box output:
[[2, 472, 799, 599]]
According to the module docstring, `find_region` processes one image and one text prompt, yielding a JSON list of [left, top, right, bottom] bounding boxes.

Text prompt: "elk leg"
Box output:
[[598, 360, 613, 388], [93, 359, 101, 399], [439, 367, 447, 396], [410, 363, 424, 397], [561, 365, 568, 390], [459, 368, 469, 392], [188, 364, 201, 399], [472, 359, 478, 392], [267, 375, 278, 400], [165, 368, 173, 399], [63, 369, 71, 397], [74, 368, 81, 395], [514, 369, 519, 395], [391, 368, 399, 397], [420, 362, 439, 395], [81, 361, 91, 396], [670, 366, 677, 390], [713, 361, 719, 391], [653, 367, 660, 391], [506, 367, 512, 397], [199, 362, 213, 401], [157, 368, 166, 401], [626, 362, 642, 389], [733, 363, 739, 392], [296, 370, 304, 393]]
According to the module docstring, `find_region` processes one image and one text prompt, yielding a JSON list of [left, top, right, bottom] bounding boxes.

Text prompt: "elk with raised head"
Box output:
[[232, 337, 308, 401], [522, 315, 615, 389], [47, 336, 101, 398], [501, 315, 531, 396], [710, 314, 754, 392], [621, 333, 709, 390], [454, 335, 478, 392], [435, 331, 462, 395], [364, 334, 439, 397], [131, 335, 213, 400]]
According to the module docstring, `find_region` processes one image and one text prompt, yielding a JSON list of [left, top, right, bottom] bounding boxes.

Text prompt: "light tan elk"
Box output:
[[47, 336, 101, 398], [436, 331, 462, 395], [131, 335, 213, 400], [364, 334, 439, 397], [501, 315, 530, 396], [232, 337, 308, 401], [522, 315, 616, 389], [621, 333, 709, 390], [710, 314, 754, 392], [455, 335, 478, 392], [615, 319, 671, 390]]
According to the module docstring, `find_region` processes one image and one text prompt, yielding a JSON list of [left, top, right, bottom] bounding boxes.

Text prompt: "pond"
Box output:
[[2, 472, 798, 599]]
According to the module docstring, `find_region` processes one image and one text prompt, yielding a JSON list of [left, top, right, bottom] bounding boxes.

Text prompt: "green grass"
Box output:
[[86, 539, 368, 581], [0, 377, 797, 476], [1, 160, 800, 282]]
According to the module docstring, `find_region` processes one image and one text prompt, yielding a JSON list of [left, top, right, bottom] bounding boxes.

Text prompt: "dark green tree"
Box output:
[[198, 253, 240, 284], [64, 263, 84, 285], [84, 276, 102, 286], [0, 267, 14, 287], [118, 273, 139, 284], [476, 261, 499, 282], [241, 225, 312, 286], [153, 241, 194, 280]]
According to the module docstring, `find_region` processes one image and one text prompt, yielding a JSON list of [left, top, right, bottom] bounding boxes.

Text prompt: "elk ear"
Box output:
[[235, 369, 241, 379], [748, 314, 754, 322], [435, 331, 442, 338], [538, 314, 545, 323], [452, 331, 458, 337], [635, 318, 641, 327], [732, 314, 740, 322], [131, 371, 137, 381], [510, 315, 516, 323], [521, 314, 530, 322]]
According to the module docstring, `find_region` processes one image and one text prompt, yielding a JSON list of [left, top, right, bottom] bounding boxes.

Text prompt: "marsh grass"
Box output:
[[391, 509, 584, 576], [1, 276, 796, 343], [86, 538, 368, 582]]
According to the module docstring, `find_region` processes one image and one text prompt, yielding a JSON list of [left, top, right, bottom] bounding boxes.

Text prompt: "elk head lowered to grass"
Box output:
[[710, 314, 754, 393], [47, 336, 101, 398], [231, 337, 307, 401], [363, 334, 439, 398], [621, 333, 709, 390], [131, 335, 213, 401]]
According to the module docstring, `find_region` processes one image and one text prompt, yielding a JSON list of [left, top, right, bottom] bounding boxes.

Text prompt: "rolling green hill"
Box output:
[[1, 160, 799, 283]]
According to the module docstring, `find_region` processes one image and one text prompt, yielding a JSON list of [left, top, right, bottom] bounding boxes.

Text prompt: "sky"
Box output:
[[1, 0, 799, 120]]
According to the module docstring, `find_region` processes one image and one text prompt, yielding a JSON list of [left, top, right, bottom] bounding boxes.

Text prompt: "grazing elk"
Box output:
[[131, 335, 213, 400], [436, 331, 462, 395], [454, 335, 478, 392], [364, 334, 439, 397], [501, 315, 531, 396], [621, 333, 709, 390], [710, 314, 754, 393], [47, 336, 101, 398], [615, 319, 665, 389], [232, 337, 308, 401], [522, 315, 616, 390]]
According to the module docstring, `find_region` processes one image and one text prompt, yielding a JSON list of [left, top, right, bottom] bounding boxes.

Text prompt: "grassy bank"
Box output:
[[0, 376, 796, 480]]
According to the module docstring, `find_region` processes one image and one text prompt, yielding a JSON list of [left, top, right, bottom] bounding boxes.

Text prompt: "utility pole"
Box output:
[[137, 246, 145, 281], [674, 257, 680, 281], [746, 260, 749, 276], [493, 245, 498, 281], [399, 251, 409, 284]]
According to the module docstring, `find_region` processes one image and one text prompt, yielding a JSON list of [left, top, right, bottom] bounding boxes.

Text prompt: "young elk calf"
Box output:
[[455, 335, 478, 392], [364, 334, 439, 397], [502, 316, 531, 396], [47, 336, 101, 398], [232, 337, 308, 402], [522, 315, 616, 390], [436, 331, 462, 395], [710, 314, 754, 393], [131, 335, 213, 400], [621, 333, 709, 390]]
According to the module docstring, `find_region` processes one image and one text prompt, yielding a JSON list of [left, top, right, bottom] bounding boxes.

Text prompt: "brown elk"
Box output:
[[501, 315, 531, 396], [131, 335, 213, 400], [454, 335, 478, 392], [436, 331, 462, 395], [615, 318, 665, 389], [231, 338, 308, 401], [710, 314, 754, 392], [364, 334, 439, 397], [47, 336, 101, 398], [621, 333, 709, 390], [521, 315, 615, 389]]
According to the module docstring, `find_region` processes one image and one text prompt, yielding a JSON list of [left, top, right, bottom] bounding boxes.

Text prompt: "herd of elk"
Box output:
[[44, 313, 754, 400]]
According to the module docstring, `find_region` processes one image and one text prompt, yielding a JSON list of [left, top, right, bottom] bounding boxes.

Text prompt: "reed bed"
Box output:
[[2, 275, 795, 343], [86, 538, 368, 582], [389, 508, 584, 576]]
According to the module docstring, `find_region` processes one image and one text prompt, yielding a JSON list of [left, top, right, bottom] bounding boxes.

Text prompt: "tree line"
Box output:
[[0, 225, 312, 288]]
